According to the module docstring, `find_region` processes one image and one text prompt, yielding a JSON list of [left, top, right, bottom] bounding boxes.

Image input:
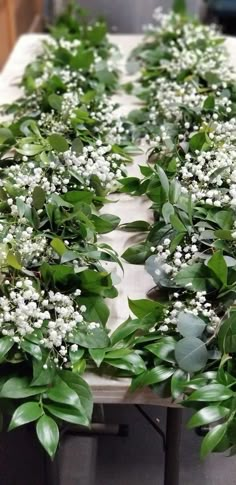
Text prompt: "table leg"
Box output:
[[44, 451, 60, 485], [164, 408, 182, 485]]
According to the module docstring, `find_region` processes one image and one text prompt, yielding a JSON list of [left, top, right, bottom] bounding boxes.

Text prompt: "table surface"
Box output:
[[1, 34, 236, 405]]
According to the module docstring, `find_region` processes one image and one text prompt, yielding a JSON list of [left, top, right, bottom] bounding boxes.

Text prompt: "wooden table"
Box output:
[[1, 33, 236, 485]]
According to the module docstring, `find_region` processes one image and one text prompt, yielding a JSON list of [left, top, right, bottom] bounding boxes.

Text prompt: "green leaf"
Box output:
[[203, 95, 215, 110], [173, 0, 186, 14], [128, 298, 164, 319], [120, 220, 150, 232], [68, 327, 109, 349], [0, 337, 14, 362], [110, 318, 144, 345], [162, 202, 175, 224], [200, 424, 228, 458], [207, 250, 228, 286], [105, 352, 146, 374], [47, 375, 81, 409], [187, 405, 230, 429], [59, 370, 92, 421], [171, 369, 188, 399], [48, 93, 62, 112], [9, 402, 43, 431], [32, 354, 56, 386], [45, 403, 89, 426], [36, 415, 59, 458], [20, 340, 42, 360], [131, 366, 174, 391], [48, 134, 69, 152], [0, 127, 13, 144], [174, 263, 212, 291], [146, 337, 176, 364], [92, 214, 120, 234], [156, 165, 169, 196], [177, 312, 206, 338], [71, 137, 84, 155], [175, 337, 208, 373], [89, 348, 106, 367], [17, 144, 44, 156], [187, 384, 234, 402], [189, 132, 206, 151], [78, 296, 109, 326], [50, 238, 67, 256], [0, 377, 46, 398], [169, 213, 186, 232], [32, 186, 46, 210], [122, 243, 151, 264], [6, 251, 22, 270]]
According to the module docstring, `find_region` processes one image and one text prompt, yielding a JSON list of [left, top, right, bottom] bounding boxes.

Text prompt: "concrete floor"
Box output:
[[1, 405, 236, 485]]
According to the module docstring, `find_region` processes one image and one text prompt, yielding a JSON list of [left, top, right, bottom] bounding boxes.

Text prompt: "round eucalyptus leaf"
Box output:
[[175, 337, 208, 373], [177, 311, 206, 338], [145, 255, 173, 287]]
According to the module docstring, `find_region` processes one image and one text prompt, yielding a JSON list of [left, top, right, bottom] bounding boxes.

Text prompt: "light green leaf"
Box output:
[[50, 238, 67, 256], [177, 312, 206, 338], [48, 134, 69, 153], [7, 251, 22, 270]]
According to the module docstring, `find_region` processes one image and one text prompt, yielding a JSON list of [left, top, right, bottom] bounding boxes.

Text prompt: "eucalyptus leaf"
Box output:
[[175, 337, 208, 373]]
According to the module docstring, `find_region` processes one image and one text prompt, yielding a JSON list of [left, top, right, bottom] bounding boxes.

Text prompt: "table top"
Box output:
[[1, 33, 236, 405]]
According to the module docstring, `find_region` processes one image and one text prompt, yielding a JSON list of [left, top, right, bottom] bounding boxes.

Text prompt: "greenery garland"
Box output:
[[1, 0, 236, 461], [120, 0, 236, 458], [0, 3, 141, 457]]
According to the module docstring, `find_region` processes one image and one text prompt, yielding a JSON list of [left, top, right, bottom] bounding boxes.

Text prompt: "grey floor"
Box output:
[[0, 405, 236, 485]]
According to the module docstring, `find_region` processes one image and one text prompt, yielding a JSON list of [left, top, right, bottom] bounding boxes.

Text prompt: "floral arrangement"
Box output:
[[121, 0, 236, 457], [0, 3, 139, 457], [1, 0, 236, 460]]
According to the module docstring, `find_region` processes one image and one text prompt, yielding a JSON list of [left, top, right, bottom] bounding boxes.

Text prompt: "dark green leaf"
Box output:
[[187, 405, 230, 429], [187, 384, 234, 402], [131, 366, 174, 391], [9, 402, 43, 431], [32, 186, 46, 210], [36, 415, 59, 458], [0, 337, 14, 363], [0, 377, 46, 398], [200, 424, 227, 458]]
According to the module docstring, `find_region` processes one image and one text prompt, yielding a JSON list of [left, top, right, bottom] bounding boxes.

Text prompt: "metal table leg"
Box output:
[[164, 408, 183, 485]]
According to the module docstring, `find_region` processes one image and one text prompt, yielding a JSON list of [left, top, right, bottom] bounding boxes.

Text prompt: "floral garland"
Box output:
[[0, 4, 142, 456], [1, 0, 236, 460], [120, 1, 236, 457]]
